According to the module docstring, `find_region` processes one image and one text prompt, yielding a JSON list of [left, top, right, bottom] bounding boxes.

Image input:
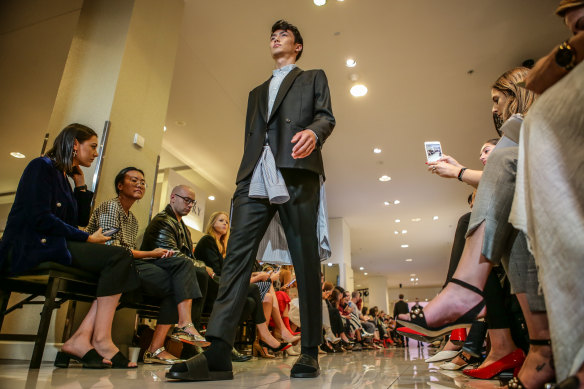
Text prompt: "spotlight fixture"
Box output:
[[395, 219, 400, 223], [208, 195, 215, 201], [350, 84, 368, 97], [410, 277, 414, 281], [163, 126, 167, 132], [314, 0, 326, 5], [405, 258, 413, 262], [402, 230, 407, 234], [378, 175, 391, 182], [401, 244, 409, 248], [394, 231, 399, 235], [433, 216, 439, 220], [359, 266, 364, 270], [393, 200, 400, 205], [411, 218, 421, 222], [346, 58, 357, 67], [384, 201, 390, 206], [364, 272, 368, 275]]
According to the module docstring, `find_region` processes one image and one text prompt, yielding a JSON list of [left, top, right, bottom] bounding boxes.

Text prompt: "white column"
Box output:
[[368, 276, 389, 313], [328, 218, 354, 291]]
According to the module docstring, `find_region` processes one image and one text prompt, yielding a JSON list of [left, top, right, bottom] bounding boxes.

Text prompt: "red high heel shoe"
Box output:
[[450, 328, 467, 346], [463, 348, 525, 379]]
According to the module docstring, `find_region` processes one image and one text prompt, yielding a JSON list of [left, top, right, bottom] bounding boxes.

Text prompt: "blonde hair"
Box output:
[[205, 211, 230, 258], [492, 67, 536, 121]]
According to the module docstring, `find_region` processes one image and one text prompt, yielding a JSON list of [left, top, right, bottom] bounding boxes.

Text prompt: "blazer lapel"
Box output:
[[268, 67, 302, 123], [258, 78, 271, 122]]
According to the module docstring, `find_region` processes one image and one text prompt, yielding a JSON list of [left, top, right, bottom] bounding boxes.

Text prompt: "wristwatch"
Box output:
[[555, 41, 577, 70]]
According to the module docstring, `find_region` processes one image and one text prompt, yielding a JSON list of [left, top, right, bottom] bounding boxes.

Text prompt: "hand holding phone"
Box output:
[[102, 227, 120, 237]]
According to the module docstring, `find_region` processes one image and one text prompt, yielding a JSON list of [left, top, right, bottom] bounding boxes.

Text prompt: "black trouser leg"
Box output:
[[205, 180, 276, 345], [277, 169, 322, 350], [134, 260, 177, 324]]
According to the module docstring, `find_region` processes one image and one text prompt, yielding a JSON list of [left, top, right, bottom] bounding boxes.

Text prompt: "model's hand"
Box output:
[[151, 248, 171, 258], [291, 130, 316, 159], [87, 228, 111, 244]]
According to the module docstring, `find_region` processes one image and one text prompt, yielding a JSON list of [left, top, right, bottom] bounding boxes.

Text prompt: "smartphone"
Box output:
[[102, 227, 120, 237], [424, 141, 443, 163], [285, 278, 296, 288]]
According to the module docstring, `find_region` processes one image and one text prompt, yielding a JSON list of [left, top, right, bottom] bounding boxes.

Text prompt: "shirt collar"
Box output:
[[272, 63, 296, 77]]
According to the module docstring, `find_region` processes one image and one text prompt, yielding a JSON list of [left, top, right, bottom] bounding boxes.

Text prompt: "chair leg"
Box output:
[[0, 288, 11, 332], [30, 277, 60, 369]]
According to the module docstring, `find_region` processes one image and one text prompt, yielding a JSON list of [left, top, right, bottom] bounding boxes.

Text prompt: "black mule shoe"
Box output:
[[397, 278, 485, 338], [259, 340, 291, 353], [54, 349, 108, 369]]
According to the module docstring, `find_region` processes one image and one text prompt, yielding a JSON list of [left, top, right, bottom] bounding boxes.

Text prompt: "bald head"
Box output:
[[169, 185, 196, 219]]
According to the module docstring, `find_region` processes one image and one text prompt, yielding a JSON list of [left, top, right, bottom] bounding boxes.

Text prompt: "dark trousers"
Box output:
[[206, 169, 322, 349], [326, 300, 344, 335], [68, 241, 139, 297], [133, 256, 203, 325]]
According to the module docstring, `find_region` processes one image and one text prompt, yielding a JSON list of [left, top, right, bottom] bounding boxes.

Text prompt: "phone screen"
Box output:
[[424, 141, 442, 163], [103, 227, 120, 237]]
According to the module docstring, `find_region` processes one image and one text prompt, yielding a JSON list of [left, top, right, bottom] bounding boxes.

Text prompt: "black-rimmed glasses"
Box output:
[[175, 193, 197, 206]]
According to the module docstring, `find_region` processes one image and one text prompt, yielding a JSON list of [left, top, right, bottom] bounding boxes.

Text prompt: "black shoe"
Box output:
[[320, 343, 335, 354], [461, 320, 487, 358], [259, 340, 291, 353], [231, 348, 252, 362], [290, 354, 320, 378]]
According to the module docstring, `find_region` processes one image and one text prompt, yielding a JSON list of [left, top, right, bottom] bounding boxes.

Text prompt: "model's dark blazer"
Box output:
[[0, 157, 92, 275], [236, 67, 335, 183]]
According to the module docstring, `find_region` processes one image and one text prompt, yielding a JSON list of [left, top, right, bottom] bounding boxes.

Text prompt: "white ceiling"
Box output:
[[0, 0, 568, 289]]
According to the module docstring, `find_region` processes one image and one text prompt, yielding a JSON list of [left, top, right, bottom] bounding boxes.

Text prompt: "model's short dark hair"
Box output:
[[271, 20, 303, 60], [399, 294, 404, 299], [114, 166, 144, 195]]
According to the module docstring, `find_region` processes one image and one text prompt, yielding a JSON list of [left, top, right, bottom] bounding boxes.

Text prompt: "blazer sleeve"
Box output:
[[23, 159, 89, 242], [74, 186, 94, 227], [306, 70, 335, 146]]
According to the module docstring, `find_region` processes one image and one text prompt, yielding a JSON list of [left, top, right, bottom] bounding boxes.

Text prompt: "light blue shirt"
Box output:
[[267, 64, 296, 118]]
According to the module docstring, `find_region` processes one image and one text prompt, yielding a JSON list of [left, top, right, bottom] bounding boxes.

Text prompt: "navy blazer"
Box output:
[[0, 157, 92, 275], [236, 67, 335, 183]]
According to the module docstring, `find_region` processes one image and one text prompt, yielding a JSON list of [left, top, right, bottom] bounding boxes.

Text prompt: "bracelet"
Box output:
[[457, 168, 467, 182]]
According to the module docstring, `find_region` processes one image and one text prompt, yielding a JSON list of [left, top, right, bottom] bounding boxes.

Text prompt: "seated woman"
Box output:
[[194, 212, 290, 358], [0, 124, 140, 368], [87, 167, 208, 364]]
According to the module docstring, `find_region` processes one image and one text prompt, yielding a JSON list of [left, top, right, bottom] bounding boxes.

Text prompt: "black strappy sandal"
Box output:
[[396, 278, 485, 338]]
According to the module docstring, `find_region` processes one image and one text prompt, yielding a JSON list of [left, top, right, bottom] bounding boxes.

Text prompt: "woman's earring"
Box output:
[[73, 150, 78, 158]]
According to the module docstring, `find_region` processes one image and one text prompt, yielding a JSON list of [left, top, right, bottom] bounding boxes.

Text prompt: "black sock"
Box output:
[[301, 346, 318, 360], [203, 338, 233, 371]]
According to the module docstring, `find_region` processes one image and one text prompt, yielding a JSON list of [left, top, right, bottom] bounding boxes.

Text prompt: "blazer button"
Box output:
[[56, 202, 62, 207], [285, 118, 291, 123], [41, 238, 47, 244]]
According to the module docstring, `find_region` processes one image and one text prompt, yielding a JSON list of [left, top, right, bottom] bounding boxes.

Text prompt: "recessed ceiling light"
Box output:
[[350, 84, 368, 97], [175, 120, 186, 126], [402, 230, 407, 234], [373, 148, 381, 154], [327, 262, 333, 267], [359, 266, 364, 270], [401, 244, 409, 248], [395, 219, 400, 223], [406, 258, 413, 262], [364, 272, 368, 275], [433, 216, 439, 220], [378, 175, 391, 182], [314, 0, 326, 5], [10, 152, 25, 159], [410, 277, 414, 281], [384, 201, 390, 206], [411, 218, 421, 222], [393, 200, 400, 205], [163, 126, 167, 132], [346, 58, 357, 67], [415, 278, 419, 281], [394, 231, 399, 235], [208, 195, 215, 201], [425, 298, 428, 302]]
